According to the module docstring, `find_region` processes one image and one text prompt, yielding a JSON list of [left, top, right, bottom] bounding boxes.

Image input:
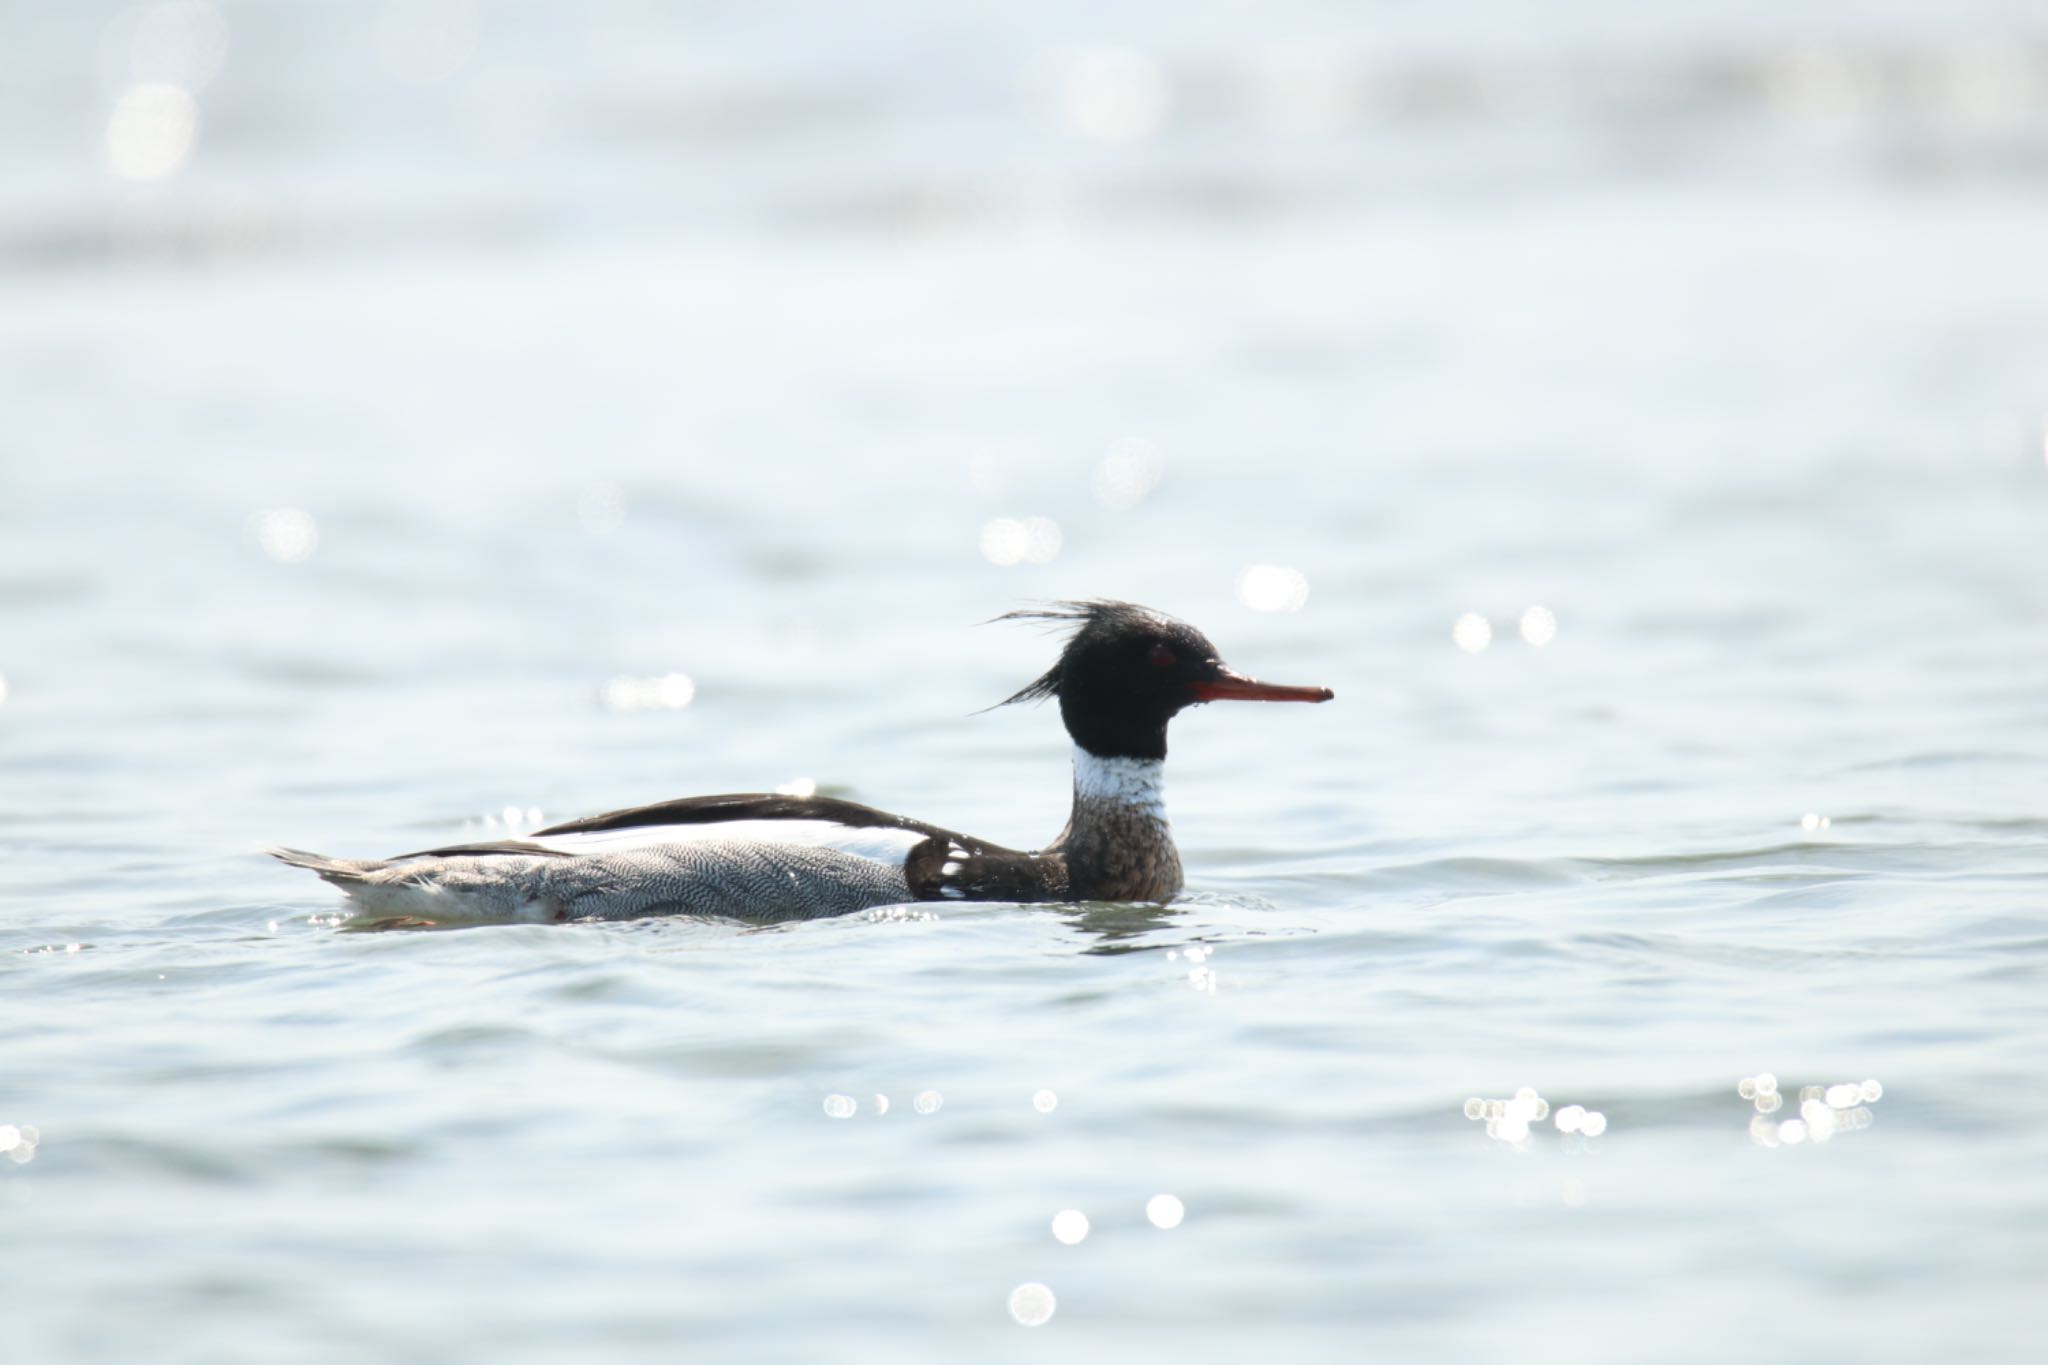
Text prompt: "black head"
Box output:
[[995, 600, 1334, 760]]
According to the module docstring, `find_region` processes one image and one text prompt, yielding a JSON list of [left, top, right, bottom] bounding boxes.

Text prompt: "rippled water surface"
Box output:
[[6, 2, 2048, 1361]]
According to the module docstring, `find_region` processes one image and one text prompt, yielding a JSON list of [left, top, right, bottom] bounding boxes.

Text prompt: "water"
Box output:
[[6, 2, 2048, 1360]]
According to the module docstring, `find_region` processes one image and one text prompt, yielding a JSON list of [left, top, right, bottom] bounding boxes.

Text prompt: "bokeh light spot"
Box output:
[[107, 82, 199, 181], [253, 508, 319, 563], [1518, 605, 1558, 647], [1051, 1209, 1090, 1245], [913, 1090, 943, 1114], [1092, 436, 1165, 509], [1452, 613, 1492, 653], [1145, 1193, 1185, 1229], [822, 1094, 857, 1119], [0, 1121, 40, 1164], [1236, 565, 1310, 614], [602, 674, 695, 712], [980, 517, 1062, 566], [1008, 1282, 1057, 1326], [1743, 1073, 1884, 1148]]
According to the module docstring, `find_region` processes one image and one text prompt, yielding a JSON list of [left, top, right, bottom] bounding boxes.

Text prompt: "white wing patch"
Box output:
[[526, 819, 928, 867]]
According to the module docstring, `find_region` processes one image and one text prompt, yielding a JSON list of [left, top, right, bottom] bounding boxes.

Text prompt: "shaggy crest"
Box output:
[[990, 599, 1196, 709]]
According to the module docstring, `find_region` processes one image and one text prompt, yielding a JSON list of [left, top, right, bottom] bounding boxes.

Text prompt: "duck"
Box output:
[[271, 600, 1333, 924]]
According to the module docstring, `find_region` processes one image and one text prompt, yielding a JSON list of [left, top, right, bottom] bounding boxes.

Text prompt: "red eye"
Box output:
[[1149, 644, 1177, 668]]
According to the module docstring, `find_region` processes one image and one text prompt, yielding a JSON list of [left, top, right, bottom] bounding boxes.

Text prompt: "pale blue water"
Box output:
[[5, 3, 2048, 1361]]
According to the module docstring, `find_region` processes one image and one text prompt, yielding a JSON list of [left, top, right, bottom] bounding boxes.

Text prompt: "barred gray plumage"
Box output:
[[275, 840, 913, 923]]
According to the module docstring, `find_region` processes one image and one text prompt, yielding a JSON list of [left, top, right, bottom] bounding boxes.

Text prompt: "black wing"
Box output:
[[535, 791, 969, 842], [397, 793, 958, 862]]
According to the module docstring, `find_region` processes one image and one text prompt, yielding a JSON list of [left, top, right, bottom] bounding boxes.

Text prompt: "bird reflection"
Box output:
[[1062, 899, 1186, 953]]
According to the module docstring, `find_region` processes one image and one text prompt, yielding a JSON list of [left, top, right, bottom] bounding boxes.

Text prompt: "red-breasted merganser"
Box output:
[[271, 600, 1333, 924]]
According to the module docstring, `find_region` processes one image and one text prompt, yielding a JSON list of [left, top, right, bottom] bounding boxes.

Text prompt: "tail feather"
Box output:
[[267, 844, 552, 924], [265, 846, 387, 886]]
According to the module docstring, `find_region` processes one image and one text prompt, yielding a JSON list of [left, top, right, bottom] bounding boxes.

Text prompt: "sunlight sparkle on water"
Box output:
[[1466, 1088, 1605, 1147], [776, 777, 817, 797], [861, 905, 937, 924], [1176, 945, 1219, 991], [822, 1094, 856, 1119], [1092, 437, 1165, 509], [1008, 1282, 1057, 1326], [1062, 47, 1170, 142], [1518, 605, 1558, 647], [1032, 1090, 1059, 1113], [1236, 565, 1309, 614], [1452, 613, 1492, 653], [107, 82, 199, 181], [1051, 1209, 1090, 1245], [1146, 1194, 1185, 1229], [1744, 1074, 1883, 1147], [914, 1090, 943, 1114], [979, 517, 1062, 566], [1800, 812, 1832, 832], [602, 673, 695, 712], [252, 508, 318, 563], [470, 805, 543, 836], [0, 1123, 38, 1164]]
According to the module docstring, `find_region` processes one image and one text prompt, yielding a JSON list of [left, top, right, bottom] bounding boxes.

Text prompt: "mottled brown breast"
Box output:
[[1056, 800, 1183, 902]]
